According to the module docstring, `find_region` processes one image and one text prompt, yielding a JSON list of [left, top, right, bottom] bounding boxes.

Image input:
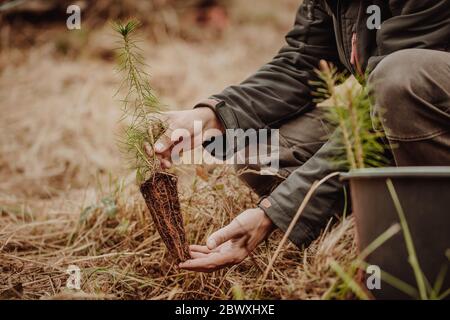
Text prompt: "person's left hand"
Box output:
[[179, 208, 275, 273]]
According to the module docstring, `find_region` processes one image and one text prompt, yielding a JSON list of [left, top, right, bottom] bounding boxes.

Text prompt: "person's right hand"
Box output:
[[144, 107, 224, 169]]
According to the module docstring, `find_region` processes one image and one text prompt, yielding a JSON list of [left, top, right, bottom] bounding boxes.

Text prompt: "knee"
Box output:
[[234, 164, 282, 197], [368, 49, 432, 138], [368, 49, 424, 109]]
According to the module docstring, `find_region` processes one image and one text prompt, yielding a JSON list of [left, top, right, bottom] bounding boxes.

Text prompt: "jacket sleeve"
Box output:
[[197, 0, 344, 131], [259, 131, 347, 248], [368, 0, 450, 71]]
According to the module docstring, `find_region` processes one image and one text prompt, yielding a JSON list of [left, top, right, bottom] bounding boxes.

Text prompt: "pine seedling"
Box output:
[[114, 20, 190, 263], [310, 63, 450, 300], [114, 20, 166, 184], [310, 60, 388, 170]]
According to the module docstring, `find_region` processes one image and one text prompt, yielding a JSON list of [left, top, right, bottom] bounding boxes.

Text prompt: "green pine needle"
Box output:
[[114, 19, 166, 184], [310, 61, 388, 170], [113, 20, 141, 37]]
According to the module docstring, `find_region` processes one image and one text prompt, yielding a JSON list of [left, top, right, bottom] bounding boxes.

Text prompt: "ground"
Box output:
[[0, 0, 357, 299]]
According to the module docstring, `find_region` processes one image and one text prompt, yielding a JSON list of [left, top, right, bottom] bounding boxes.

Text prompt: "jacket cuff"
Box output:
[[258, 196, 315, 248], [194, 98, 239, 130]]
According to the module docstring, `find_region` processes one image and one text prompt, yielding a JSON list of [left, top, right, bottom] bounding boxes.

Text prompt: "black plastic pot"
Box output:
[[341, 167, 450, 300]]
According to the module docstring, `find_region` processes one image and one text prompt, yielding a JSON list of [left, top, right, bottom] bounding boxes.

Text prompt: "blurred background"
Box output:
[[0, 0, 299, 201]]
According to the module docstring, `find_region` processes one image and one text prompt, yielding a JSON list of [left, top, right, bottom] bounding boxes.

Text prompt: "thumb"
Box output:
[[152, 131, 172, 154], [207, 219, 243, 250]]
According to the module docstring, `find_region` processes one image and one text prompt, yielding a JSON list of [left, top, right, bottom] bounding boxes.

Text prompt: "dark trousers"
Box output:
[[239, 49, 450, 242]]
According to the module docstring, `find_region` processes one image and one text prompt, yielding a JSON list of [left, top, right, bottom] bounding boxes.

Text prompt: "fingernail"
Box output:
[[165, 161, 172, 169], [207, 238, 216, 249]]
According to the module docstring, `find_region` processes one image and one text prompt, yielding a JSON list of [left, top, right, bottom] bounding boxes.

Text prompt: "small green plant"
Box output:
[[311, 64, 449, 300], [113, 20, 190, 263], [311, 61, 388, 170], [114, 20, 166, 184]]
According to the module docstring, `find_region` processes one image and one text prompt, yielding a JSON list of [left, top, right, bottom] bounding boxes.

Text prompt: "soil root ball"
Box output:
[[140, 172, 191, 263]]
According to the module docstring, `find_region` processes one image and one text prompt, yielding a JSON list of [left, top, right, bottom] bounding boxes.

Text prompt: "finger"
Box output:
[[179, 253, 231, 273], [150, 112, 169, 123], [160, 158, 172, 169], [207, 219, 243, 250], [152, 131, 172, 154], [190, 251, 208, 259], [145, 141, 171, 161], [189, 245, 212, 254], [144, 142, 154, 158], [145, 145, 172, 170]]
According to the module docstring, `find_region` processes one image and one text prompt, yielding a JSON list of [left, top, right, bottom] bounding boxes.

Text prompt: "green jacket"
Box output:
[[197, 0, 450, 247]]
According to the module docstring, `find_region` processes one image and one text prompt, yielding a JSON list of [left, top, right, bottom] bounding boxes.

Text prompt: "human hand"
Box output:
[[144, 107, 224, 169], [179, 208, 275, 273]]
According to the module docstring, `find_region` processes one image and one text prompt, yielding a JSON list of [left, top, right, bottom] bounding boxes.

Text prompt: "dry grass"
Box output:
[[0, 0, 357, 299], [0, 167, 357, 299]]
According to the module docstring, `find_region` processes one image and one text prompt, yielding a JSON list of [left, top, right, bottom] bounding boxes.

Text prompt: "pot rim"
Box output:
[[340, 166, 450, 180]]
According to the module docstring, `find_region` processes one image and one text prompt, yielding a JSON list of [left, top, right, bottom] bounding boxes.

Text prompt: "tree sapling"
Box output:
[[114, 20, 190, 263], [311, 60, 388, 170]]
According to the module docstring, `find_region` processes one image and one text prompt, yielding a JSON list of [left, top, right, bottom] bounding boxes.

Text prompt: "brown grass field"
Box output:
[[0, 0, 357, 299]]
